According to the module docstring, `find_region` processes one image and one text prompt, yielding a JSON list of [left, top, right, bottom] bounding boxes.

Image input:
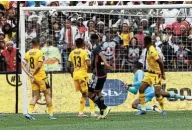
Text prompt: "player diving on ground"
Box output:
[[123, 62, 192, 114]]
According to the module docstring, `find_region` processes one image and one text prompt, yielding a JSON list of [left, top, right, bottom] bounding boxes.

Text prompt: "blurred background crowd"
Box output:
[[0, 1, 192, 72]]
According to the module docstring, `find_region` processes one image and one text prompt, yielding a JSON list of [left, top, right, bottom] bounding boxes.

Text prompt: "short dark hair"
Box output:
[[144, 36, 152, 45], [32, 38, 40, 46], [133, 62, 143, 69], [75, 38, 84, 48], [90, 34, 99, 41]]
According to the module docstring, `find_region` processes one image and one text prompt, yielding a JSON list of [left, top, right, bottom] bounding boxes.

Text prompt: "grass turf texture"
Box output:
[[0, 111, 192, 130]]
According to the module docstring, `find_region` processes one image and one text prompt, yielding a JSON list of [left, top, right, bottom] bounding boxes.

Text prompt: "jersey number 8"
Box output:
[[30, 57, 35, 69]]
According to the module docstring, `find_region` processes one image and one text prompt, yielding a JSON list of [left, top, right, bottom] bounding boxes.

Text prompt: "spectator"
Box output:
[[0, 31, 5, 41], [59, 19, 77, 71], [25, 22, 36, 40], [151, 35, 164, 61], [135, 25, 145, 47], [47, 1, 59, 6], [84, 20, 96, 47], [2, 22, 16, 42], [153, 26, 161, 38], [70, 17, 80, 45], [41, 39, 62, 71], [52, 22, 61, 45], [170, 36, 180, 54], [165, 24, 173, 45], [7, 8, 16, 29], [0, 10, 4, 24], [126, 37, 141, 69], [175, 41, 191, 70], [96, 21, 106, 42], [161, 35, 175, 69], [77, 17, 87, 39], [140, 18, 153, 36], [120, 23, 133, 70], [1, 41, 16, 71], [120, 23, 132, 48]]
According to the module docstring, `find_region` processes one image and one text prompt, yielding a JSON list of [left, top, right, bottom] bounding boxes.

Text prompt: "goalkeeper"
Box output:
[[123, 62, 192, 114]]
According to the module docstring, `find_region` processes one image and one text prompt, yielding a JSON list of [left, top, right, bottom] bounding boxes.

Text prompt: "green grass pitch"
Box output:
[[1, 111, 192, 130]]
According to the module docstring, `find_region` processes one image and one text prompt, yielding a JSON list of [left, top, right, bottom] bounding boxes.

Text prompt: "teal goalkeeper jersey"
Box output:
[[41, 46, 62, 71]]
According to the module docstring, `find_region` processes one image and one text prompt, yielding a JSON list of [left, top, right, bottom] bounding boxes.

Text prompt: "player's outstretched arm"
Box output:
[[99, 52, 114, 70]]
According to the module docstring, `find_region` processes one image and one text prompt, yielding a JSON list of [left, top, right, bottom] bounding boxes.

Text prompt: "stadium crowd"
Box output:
[[0, 1, 192, 72]]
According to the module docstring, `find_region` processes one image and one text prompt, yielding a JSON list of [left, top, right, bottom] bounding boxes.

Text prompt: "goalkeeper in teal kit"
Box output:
[[123, 62, 192, 115]]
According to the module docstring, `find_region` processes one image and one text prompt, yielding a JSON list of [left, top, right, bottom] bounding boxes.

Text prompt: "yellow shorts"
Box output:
[[31, 77, 50, 91], [74, 77, 89, 93], [142, 72, 162, 86]]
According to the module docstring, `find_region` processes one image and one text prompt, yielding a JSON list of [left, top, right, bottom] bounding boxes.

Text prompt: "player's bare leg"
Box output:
[[43, 89, 56, 119], [78, 92, 89, 117], [155, 85, 166, 115], [29, 90, 40, 114], [25, 90, 40, 120], [160, 90, 192, 100], [137, 82, 148, 115]]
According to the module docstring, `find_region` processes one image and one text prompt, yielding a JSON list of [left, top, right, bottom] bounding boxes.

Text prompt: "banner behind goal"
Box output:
[[20, 4, 192, 114]]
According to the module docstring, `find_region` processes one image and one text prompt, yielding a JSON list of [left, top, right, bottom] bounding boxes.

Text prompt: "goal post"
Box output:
[[20, 4, 192, 115]]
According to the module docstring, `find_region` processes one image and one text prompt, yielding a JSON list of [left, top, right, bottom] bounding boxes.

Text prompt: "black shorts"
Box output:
[[88, 74, 106, 92]]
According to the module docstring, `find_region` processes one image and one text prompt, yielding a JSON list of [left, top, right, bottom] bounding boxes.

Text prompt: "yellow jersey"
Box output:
[[24, 49, 46, 79], [68, 48, 90, 80], [120, 32, 132, 46], [147, 45, 161, 73]]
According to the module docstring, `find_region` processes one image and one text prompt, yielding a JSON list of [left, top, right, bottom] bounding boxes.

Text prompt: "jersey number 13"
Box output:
[[74, 56, 81, 67]]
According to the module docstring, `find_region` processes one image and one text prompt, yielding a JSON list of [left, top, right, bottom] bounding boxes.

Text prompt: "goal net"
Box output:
[[20, 4, 192, 115]]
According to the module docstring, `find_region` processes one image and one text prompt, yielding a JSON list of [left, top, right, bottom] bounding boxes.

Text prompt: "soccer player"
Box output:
[[89, 34, 114, 119], [138, 36, 166, 115], [123, 62, 192, 113], [21, 38, 56, 120], [67, 38, 96, 117]]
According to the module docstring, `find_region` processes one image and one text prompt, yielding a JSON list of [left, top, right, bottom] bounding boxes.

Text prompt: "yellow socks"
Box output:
[[48, 106, 53, 117], [28, 104, 35, 114], [89, 99, 95, 113], [157, 95, 165, 110], [79, 96, 86, 114], [139, 93, 146, 110]]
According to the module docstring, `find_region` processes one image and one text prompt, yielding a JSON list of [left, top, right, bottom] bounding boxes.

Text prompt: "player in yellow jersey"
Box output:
[[21, 38, 56, 120], [67, 38, 112, 119], [137, 36, 166, 115], [67, 38, 96, 117]]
